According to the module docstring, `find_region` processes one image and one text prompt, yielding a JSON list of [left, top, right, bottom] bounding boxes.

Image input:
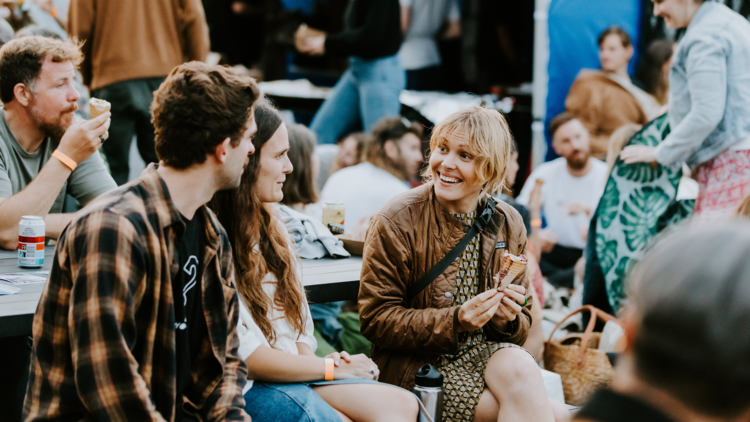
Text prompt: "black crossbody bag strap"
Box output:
[[406, 197, 498, 301]]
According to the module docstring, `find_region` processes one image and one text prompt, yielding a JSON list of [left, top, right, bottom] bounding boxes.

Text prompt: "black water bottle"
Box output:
[[414, 364, 443, 422]]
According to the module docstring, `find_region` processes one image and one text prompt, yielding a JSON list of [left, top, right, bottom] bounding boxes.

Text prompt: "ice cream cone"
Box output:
[[495, 251, 528, 291], [89, 98, 111, 119]]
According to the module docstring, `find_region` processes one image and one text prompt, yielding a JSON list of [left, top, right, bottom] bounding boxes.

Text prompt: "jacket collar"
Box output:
[[138, 163, 222, 251]]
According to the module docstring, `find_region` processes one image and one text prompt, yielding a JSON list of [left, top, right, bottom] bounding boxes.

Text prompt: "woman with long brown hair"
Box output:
[[209, 102, 419, 422]]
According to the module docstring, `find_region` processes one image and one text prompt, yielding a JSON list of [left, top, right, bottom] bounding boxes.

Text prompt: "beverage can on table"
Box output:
[[18, 216, 45, 268], [322, 202, 345, 235]]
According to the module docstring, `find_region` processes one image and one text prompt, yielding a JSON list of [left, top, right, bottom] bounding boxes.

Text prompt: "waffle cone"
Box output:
[[89, 98, 111, 119], [495, 251, 527, 290]]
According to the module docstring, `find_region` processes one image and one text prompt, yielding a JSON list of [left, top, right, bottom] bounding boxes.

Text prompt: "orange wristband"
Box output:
[[531, 218, 542, 228], [52, 150, 77, 171], [324, 358, 334, 381]]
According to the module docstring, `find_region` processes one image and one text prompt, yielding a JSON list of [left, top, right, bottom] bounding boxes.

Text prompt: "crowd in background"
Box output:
[[0, 0, 750, 422]]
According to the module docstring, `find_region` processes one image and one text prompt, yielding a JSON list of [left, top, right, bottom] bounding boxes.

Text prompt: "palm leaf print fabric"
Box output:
[[594, 114, 694, 312]]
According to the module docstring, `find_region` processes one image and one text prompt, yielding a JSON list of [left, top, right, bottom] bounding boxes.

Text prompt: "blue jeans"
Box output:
[[243, 382, 340, 422], [310, 55, 405, 145]]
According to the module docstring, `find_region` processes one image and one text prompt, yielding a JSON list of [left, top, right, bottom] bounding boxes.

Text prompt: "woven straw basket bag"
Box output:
[[543, 305, 623, 406]]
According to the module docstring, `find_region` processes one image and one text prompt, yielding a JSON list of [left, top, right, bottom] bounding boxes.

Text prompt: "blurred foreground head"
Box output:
[[624, 222, 750, 419]]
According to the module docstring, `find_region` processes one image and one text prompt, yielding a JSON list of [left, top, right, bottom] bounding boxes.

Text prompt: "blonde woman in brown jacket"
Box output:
[[359, 106, 562, 421]]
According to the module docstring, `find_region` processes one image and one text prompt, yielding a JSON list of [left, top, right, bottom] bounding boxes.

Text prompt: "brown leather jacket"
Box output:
[[358, 183, 532, 390]]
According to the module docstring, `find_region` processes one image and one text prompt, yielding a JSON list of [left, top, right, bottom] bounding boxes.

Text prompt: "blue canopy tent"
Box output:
[[544, 0, 643, 161]]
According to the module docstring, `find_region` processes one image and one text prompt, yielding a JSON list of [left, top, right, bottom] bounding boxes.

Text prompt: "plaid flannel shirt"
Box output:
[[23, 164, 250, 422]]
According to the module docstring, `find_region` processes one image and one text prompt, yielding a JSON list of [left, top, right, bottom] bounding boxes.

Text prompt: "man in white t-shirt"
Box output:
[[517, 112, 608, 288], [321, 117, 423, 234]]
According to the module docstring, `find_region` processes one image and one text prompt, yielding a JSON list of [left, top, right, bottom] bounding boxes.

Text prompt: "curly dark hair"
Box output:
[[151, 62, 261, 169]]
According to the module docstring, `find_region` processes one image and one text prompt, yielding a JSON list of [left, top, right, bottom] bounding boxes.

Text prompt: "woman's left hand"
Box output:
[[620, 145, 657, 164], [494, 284, 527, 322]]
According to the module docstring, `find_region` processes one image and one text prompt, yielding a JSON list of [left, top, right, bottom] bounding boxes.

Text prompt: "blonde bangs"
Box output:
[[424, 106, 513, 195]]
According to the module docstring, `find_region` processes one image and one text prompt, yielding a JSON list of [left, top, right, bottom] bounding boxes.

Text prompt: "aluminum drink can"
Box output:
[[322, 202, 345, 235], [18, 216, 45, 268]]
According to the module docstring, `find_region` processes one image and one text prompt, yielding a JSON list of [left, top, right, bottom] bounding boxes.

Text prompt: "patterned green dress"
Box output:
[[436, 211, 524, 422]]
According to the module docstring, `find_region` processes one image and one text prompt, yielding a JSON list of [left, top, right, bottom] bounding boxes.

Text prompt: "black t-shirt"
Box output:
[[172, 214, 208, 422]]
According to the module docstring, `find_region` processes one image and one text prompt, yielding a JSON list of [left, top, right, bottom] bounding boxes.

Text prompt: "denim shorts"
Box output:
[[243, 379, 381, 422]]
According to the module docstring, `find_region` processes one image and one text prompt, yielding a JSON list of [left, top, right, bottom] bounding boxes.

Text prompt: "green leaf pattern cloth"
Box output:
[[595, 114, 695, 311]]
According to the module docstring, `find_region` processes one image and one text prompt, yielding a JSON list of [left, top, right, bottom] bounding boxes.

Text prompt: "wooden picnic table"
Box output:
[[0, 247, 362, 338]]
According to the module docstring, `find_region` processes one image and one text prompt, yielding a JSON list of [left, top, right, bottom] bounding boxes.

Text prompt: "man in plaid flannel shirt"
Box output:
[[23, 62, 260, 421]]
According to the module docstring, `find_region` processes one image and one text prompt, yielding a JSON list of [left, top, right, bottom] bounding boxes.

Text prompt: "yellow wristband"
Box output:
[[52, 149, 77, 172], [324, 358, 334, 381]]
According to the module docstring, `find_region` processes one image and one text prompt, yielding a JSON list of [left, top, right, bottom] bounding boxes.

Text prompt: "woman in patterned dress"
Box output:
[[359, 106, 567, 421]]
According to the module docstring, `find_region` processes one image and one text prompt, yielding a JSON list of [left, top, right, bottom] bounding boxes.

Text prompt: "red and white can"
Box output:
[[18, 216, 45, 268]]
